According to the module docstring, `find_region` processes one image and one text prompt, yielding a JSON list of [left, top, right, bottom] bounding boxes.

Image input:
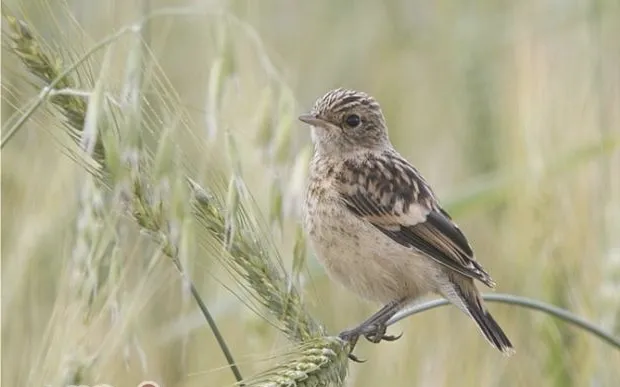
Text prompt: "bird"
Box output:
[[299, 88, 514, 361]]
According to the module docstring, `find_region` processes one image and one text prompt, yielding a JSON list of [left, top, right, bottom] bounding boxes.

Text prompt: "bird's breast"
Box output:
[[304, 190, 440, 303]]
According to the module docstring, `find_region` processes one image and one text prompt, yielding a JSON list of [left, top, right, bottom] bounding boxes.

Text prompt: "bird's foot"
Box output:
[[362, 323, 403, 344], [338, 323, 403, 362], [338, 329, 365, 362]]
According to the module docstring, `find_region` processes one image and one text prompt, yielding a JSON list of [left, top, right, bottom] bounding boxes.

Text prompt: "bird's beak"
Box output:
[[298, 113, 325, 127]]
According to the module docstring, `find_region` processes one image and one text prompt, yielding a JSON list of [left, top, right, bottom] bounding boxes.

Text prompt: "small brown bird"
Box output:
[[300, 88, 514, 361]]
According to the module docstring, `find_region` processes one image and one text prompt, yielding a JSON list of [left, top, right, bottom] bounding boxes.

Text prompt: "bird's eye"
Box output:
[[344, 114, 361, 128]]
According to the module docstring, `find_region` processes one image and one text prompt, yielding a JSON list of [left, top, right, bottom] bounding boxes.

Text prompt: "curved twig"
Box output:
[[387, 293, 620, 349]]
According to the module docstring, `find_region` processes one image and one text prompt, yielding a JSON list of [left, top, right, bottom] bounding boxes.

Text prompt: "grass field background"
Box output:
[[2, 1, 620, 386]]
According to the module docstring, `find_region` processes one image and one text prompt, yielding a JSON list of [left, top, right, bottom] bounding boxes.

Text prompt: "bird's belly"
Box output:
[[307, 205, 440, 304]]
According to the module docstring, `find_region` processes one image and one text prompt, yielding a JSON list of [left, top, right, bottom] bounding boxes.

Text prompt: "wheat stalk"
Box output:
[[3, 14, 105, 164], [240, 338, 349, 387], [4, 14, 349, 386]]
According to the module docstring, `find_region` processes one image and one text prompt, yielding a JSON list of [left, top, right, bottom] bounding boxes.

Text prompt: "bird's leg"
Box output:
[[358, 301, 403, 343], [338, 299, 405, 361]]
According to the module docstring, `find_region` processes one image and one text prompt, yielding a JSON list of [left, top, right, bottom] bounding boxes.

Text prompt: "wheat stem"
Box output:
[[5, 13, 350, 386]]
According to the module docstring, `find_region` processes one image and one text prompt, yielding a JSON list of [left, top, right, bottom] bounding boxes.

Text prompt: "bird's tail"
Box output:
[[443, 281, 515, 355], [467, 299, 515, 355]]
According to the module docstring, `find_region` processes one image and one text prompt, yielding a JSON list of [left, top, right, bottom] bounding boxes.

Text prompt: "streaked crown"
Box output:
[[301, 88, 390, 153], [312, 88, 382, 118]]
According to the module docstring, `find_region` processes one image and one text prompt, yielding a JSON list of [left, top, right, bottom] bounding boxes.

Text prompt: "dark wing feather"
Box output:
[[338, 153, 495, 288]]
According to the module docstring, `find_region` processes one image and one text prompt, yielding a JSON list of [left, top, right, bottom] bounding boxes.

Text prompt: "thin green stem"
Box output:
[[169, 256, 243, 383], [387, 293, 620, 350], [188, 280, 244, 383]]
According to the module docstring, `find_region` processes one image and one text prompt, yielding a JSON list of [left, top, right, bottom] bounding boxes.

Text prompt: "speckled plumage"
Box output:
[[300, 88, 514, 357]]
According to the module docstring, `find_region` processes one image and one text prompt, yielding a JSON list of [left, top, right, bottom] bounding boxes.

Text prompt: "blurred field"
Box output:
[[2, 0, 620, 386]]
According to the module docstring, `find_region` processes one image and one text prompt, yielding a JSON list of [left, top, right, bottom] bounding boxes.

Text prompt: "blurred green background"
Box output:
[[2, 0, 620, 386]]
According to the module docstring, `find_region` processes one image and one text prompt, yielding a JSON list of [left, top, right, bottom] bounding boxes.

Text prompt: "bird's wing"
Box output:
[[337, 153, 495, 288]]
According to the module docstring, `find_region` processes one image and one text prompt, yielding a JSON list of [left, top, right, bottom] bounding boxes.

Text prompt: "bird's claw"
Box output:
[[338, 329, 364, 362], [338, 329, 359, 346], [382, 332, 403, 341], [363, 323, 403, 344], [366, 331, 402, 343], [338, 323, 403, 362], [347, 353, 366, 363]]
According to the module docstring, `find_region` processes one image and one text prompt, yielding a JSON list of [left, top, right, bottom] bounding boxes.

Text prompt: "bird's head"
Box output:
[[299, 88, 390, 155]]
